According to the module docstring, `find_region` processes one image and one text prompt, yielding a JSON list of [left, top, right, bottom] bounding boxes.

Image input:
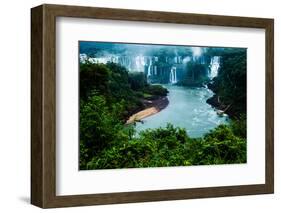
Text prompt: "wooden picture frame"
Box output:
[[31, 4, 274, 208]]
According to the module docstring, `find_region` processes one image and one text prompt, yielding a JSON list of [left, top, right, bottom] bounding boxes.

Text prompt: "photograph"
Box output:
[[79, 41, 247, 170]]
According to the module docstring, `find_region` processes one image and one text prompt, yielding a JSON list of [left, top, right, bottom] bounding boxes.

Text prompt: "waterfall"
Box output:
[[178, 56, 182, 63], [135, 55, 145, 72], [200, 55, 206, 64], [111, 56, 119, 64], [209, 56, 220, 79], [147, 65, 152, 77], [147, 58, 152, 77], [169, 67, 177, 84]]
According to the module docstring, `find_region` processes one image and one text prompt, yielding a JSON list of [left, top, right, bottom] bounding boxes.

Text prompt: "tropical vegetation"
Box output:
[[79, 54, 247, 170]]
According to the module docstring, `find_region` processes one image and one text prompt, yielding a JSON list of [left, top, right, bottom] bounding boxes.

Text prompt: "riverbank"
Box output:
[[206, 93, 240, 118], [126, 96, 169, 124], [135, 85, 229, 138], [205, 82, 232, 117]]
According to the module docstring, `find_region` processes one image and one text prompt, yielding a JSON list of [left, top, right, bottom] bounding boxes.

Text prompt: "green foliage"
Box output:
[[143, 84, 169, 97], [143, 93, 153, 99], [79, 93, 126, 169], [230, 115, 247, 138], [128, 72, 147, 90], [79, 62, 168, 120], [179, 62, 209, 86], [80, 62, 110, 100], [79, 60, 246, 170], [79, 62, 169, 169], [103, 62, 134, 107], [106, 62, 131, 98], [85, 123, 246, 170], [211, 49, 247, 117], [198, 125, 246, 164]]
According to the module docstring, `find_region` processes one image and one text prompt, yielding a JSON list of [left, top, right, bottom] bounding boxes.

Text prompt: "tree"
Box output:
[[128, 72, 147, 90], [210, 49, 246, 117], [80, 62, 110, 100], [179, 62, 208, 86], [79, 94, 126, 169]]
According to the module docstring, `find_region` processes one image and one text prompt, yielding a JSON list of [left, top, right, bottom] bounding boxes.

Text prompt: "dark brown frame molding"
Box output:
[[31, 4, 274, 208]]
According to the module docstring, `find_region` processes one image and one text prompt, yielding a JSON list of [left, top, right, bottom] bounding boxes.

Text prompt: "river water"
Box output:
[[135, 85, 229, 138]]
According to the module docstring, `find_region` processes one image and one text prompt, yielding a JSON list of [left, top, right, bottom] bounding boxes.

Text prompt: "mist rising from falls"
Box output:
[[169, 67, 177, 84], [82, 54, 150, 72], [191, 47, 202, 57], [135, 56, 146, 72], [209, 56, 220, 79], [80, 47, 221, 84]]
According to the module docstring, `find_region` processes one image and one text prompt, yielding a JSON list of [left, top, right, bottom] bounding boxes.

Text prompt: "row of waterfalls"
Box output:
[[80, 53, 221, 84]]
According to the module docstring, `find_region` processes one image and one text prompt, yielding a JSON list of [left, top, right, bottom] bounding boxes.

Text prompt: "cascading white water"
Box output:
[[147, 58, 152, 77], [178, 56, 182, 63], [209, 56, 220, 79], [154, 66, 157, 75], [169, 67, 177, 84], [200, 55, 206, 64], [135, 55, 146, 72], [174, 56, 182, 64]]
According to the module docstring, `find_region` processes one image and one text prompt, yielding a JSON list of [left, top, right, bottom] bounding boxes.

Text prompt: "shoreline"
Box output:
[[126, 96, 169, 124], [206, 82, 232, 117], [206, 93, 235, 118]]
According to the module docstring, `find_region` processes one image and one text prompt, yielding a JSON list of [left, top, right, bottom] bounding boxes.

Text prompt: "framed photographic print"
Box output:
[[31, 4, 274, 208]]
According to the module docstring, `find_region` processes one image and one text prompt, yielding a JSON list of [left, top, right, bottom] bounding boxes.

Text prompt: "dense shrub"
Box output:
[[79, 94, 127, 169], [84, 124, 246, 170], [143, 84, 169, 97], [128, 72, 147, 90]]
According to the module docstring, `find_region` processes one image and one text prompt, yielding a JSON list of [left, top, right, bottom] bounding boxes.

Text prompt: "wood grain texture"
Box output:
[[31, 4, 274, 208], [31, 5, 43, 207], [265, 20, 274, 193]]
